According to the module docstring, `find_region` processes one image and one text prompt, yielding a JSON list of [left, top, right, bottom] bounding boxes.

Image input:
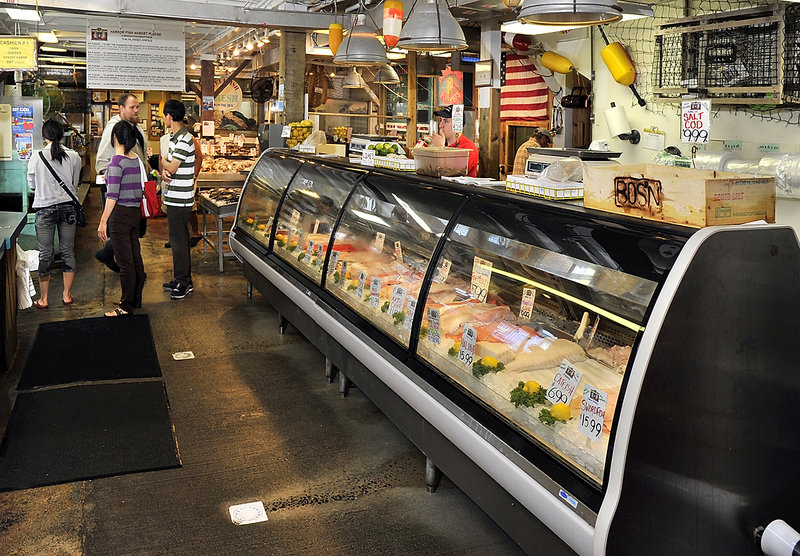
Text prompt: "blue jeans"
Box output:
[[35, 202, 77, 276]]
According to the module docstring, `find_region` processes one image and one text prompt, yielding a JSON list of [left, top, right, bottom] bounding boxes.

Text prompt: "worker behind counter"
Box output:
[[429, 106, 479, 177], [513, 131, 553, 175]]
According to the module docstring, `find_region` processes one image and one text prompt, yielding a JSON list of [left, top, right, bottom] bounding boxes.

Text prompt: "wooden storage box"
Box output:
[[583, 164, 775, 227], [316, 143, 347, 156]]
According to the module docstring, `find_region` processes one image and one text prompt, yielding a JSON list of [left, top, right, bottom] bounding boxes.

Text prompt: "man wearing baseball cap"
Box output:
[[430, 106, 479, 177]]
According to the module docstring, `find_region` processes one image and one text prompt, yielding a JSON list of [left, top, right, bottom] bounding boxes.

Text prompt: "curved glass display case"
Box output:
[[235, 152, 303, 248], [272, 160, 365, 284], [324, 173, 463, 347]]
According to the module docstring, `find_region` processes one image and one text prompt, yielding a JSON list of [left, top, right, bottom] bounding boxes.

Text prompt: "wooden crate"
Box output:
[[583, 164, 775, 227]]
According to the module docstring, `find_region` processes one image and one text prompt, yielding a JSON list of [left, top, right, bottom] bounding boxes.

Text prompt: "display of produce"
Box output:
[[232, 151, 800, 555], [332, 126, 348, 142], [285, 120, 314, 149]]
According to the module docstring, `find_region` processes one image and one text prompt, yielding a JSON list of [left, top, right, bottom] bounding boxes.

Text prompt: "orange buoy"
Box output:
[[601, 42, 636, 86], [383, 0, 403, 49], [329, 23, 343, 56]]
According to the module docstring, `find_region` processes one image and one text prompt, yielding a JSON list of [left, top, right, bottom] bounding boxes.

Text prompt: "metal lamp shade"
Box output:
[[373, 65, 400, 83], [397, 0, 467, 52], [416, 53, 440, 77], [518, 0, 622, 25], [343, 68, 363, 88], [333, 21, 389, 66]]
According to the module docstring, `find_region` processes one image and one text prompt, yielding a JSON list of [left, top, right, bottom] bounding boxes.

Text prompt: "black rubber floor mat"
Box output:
[[17, 315, 161, 390], [0, 381, 181, 491]]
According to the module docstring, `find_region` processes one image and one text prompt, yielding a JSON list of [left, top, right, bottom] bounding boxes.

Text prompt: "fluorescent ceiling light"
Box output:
[[39, 56, 86, 65], [5, 7, 42, 21], [35, 31, 59, 44], [505, 1, 651, 32], [40, 45, 67, 53]]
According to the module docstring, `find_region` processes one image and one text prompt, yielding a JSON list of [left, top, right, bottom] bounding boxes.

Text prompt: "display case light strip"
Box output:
[[487, 266, 646, 333]]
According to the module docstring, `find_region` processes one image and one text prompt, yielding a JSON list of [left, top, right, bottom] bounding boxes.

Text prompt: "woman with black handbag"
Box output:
[[26, 119, 82, 309]]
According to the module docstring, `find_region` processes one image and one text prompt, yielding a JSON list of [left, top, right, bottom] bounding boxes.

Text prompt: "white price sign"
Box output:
[[403, 298, 417, 329], [457, 324, 477, 367], [304, 240, 314, 264], [291, 209, 301, 226], [356, 271, 367, 299], [281, 125, 290, 138], [315, 244, 323, 266], [369, 277, 382, 308], [519, 288, 536, 320], [437, 259, 452, 283], [427, 307, 441, 345], [388, 285, 407, 316], [452, 104, 464, 133], [362, 149, 376, 166], [374, 232, 385, 252], [546, 359, 583, 406], [312, 219, 320, 234], [577, 384, 607, 442], [339, 261, 348, 287], [394, 241, 403, 263], [681, 99, 711, 144], [328, 250, 340, 275], [471, 257, 493, 303]]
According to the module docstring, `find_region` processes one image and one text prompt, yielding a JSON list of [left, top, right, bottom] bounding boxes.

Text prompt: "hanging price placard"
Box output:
[[427, 308, 441, 345], [471, 257, 493, 303], [457, 324, 477, 367], [452, 104, 464, 133], [546, 359, 583, 406], [356, 271, 367, 298], [519, 287, 536, 320], [281, 125, 291, 138], [369, 277, 382, 308], [577, 384, 607, 442], [388, 285, 407, 316], [403, 298, 417, 329], [328, 250, 340, 274], [374, 232, 385, 251], [394, 241, 403, 263], [437, 259, 452, 283]]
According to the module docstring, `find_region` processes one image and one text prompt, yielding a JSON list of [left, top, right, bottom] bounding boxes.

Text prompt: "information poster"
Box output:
[[86, 20, 185, 91], [0, 105, 11, 161], [12, 106, 34, 160]]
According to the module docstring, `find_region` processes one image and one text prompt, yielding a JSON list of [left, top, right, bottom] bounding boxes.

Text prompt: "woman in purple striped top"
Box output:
[[98, 121, 145, 316]]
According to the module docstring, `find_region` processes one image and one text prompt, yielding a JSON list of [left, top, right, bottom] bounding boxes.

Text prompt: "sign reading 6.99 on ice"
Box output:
[[681, 99, 710, 144]]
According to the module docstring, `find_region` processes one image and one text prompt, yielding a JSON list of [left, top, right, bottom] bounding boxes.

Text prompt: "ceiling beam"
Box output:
[[214, 59, 250, 97], [1, 0, 337, 30]]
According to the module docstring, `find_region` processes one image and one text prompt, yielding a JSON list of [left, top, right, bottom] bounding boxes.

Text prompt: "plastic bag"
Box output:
[[303, 130, 327, 147], [540, 157, 585, 182], [15, 245, 37, 310]]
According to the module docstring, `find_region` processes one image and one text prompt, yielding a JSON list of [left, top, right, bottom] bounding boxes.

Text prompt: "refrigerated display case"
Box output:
[[230, 150, 800, 555]]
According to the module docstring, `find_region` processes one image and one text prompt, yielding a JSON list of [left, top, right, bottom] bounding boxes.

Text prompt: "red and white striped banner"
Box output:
[[500, 52, 549, 121]]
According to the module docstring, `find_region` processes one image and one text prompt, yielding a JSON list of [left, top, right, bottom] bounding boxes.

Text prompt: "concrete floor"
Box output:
[[0, 189, 523, 555]]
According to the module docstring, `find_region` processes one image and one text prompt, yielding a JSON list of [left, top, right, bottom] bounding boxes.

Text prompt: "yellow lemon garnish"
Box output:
[[480, 356, 499, 368], [523, 381, 540, 394], [550, 403, 571, 421]]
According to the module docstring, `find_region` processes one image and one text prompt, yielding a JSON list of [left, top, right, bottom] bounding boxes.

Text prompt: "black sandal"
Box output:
[[104, 307, 130, 317]]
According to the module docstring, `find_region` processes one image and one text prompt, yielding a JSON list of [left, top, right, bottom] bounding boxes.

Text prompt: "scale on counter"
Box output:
[[525, 147, 622, 176], [349, 134, 399, 155]]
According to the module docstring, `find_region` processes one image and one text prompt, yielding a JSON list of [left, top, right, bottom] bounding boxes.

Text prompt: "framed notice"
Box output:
[[149, 102, 164, 139]]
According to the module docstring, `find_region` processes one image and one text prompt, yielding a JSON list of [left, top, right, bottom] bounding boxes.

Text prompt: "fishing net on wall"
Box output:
[[601, 0, 800, 124]]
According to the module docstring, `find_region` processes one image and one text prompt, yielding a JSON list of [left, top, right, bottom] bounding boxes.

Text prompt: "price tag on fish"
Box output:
[[403, 297, 417, 329], [388, 285, 407, 316], [339, 260, 348, 286], [312, 219, 320, 234], [457, 324, 477, 367], [437, 259, 452, 283], [394, 241, 403, 263], [427, 307, 441, 345], [471, 257, 493, 303], [356, 271, 367, 298], [546, 359, 583, 406], [519, 288, 536, 320], [304, 240, 314, 264], [577, 384, 607, 442], [281, 125, 290, 138], [328, 250, 340, 275], [315, 244, 324, 266], [291, 209, 301, 226], [369, 277, 381, 308], [374, 232, 385, 251]]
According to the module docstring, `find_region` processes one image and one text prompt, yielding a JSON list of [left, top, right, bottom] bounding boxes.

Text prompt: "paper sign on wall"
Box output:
[[681, 99, 711, 144]]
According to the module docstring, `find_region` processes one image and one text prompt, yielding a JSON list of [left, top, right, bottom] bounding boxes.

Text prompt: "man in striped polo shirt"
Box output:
[[160, 100, 196, 299]]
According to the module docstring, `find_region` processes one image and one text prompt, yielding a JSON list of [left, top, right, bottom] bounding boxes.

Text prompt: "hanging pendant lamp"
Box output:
[[343, 67, 363, 88], [333, 14, 389, 66], [518, 0, 622, 25], [397, 0, 467, 52], [373, 65, 400, 84], [416, 53, 440, 77]]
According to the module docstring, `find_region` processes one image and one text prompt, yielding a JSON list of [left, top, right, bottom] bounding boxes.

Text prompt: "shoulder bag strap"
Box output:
[[39, 151, 80, 205]]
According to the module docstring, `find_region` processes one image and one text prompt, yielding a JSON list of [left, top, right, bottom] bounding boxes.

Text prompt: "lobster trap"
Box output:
[[653, 6, 800, 105]]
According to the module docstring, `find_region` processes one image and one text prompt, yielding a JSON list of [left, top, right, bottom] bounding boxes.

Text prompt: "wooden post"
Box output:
[[407, 53, 417, 147], [478, 88, 501, 179], [279, 30, 307, 125], [200, 59, 215, 137]]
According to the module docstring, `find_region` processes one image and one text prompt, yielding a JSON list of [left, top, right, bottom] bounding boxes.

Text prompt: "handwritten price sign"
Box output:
[[546, 359, 583, 406], [457, 324, 477, 367], [388, 285, 407, 316], [427, 307, 441, 345], [471, 257, 493, 303], [369, 277, 381, 308], [577, 384, 607, 442], [519, 287, 536, 320], [681, 99, 710, 144], [403, 297, 417, 329]]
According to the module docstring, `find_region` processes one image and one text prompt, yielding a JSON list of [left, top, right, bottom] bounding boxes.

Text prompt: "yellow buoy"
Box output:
[[601, 42, 636, 86], [329, 23, 343, 56], [540, 51, 574, 74]]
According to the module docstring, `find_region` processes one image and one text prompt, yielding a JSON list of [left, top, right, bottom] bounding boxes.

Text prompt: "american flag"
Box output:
[[500, 52, 549, 121]]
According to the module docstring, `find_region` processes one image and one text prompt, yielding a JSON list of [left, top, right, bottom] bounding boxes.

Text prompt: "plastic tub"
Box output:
[[412, 146, 470, 178]]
